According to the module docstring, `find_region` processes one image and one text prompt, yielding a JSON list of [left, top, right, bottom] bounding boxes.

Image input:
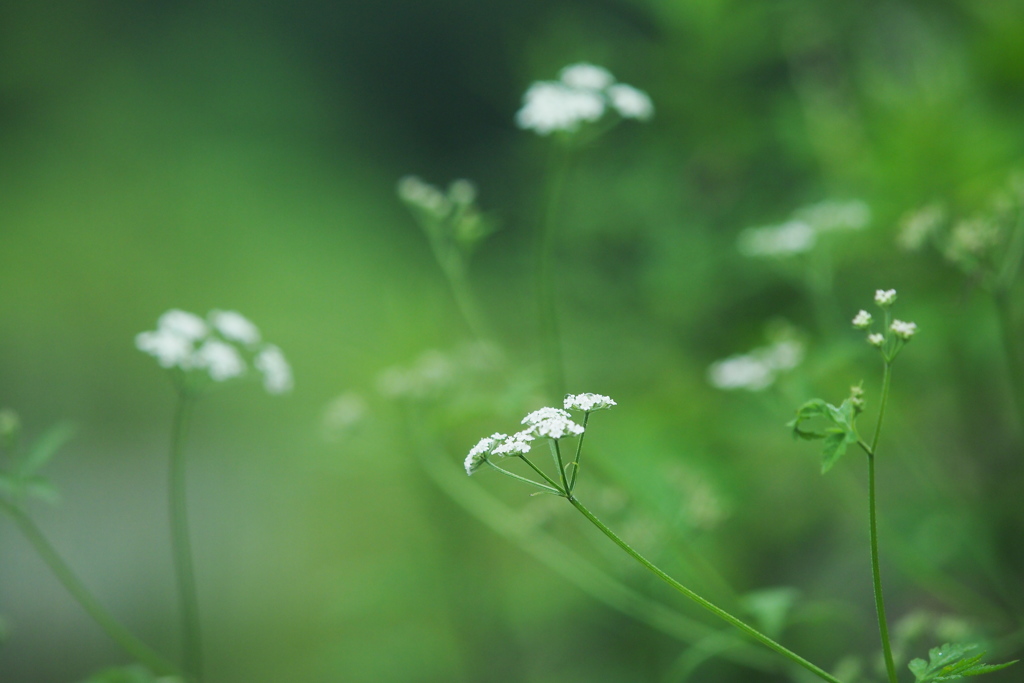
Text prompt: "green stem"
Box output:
[[867, 362, 899, 683], [568, 413, 590, 492], [442, 257, 491, 343], [517, 454, 565, 494], [536, 145, 571, 399], [169, 392, 203, 682], [992, 291, 1024, 435], [483, 459, 560, 494], [0, 499, 178, 676], [551, 439, 570, 493], [567, 496, 844, 683]]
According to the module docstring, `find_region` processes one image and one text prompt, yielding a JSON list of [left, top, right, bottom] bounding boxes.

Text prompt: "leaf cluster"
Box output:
[[909, 643, 1018, 682], [0, 416, 74, 505], [787, 398, 860, 473]]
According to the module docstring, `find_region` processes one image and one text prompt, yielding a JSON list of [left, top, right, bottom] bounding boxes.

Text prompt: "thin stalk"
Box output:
[[441, 257, 491, 343], [568, 496, 844, 683], [483, 459, 560, 494], [168, 392, 203, 682], [517, 453, 565, 494], [536, 145, 571, 399], [0, 499, 178, 676], [551, 439, 570, 493], [866, 361, 899, 683], [568, 412, 590, 492]]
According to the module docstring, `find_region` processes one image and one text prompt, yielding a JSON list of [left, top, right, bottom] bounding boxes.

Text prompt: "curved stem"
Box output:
[[0, 499, 178, 676], [169, 392, 203, 682], [866, 362, 898, 683], [568, 497, 844, 683]]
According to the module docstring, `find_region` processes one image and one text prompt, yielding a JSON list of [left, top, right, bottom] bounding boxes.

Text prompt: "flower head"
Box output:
[[890, 320, 918, 340], [521, 407, 585, 439], [465, 433, 506, 475], [492, 430, 535, 456], [137, 309, 291, 394], [868, 333, 885, 348], [852, 310, 872, 329], [564, 393, 617, 412], [516, 63, 653, 136], [875, 289, 897, 307]]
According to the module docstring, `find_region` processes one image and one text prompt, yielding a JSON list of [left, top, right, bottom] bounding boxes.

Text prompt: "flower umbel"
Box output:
[[564, 393, 617, 412], [853, 310, 873, 329]]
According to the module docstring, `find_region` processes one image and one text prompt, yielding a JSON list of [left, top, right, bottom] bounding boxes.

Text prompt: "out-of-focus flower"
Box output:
[[516, 62, 653, 135], [898, 203, 945, 251], [707, 338, 805, 392], [209, 310, 261, 346], [868, 333, 885, 347], [194, 339, 245, 381], [852, 310, 872, 329], [737, 221, 816, 258], [875, 289, 897, 307], [254, 345, 293, 394], [890, 320, 918, 340]]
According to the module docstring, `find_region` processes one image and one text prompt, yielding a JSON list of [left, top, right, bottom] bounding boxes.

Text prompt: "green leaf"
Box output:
[[18, 422, 75, 477], [789, 398, 860, 473], [741, 587, 799, 638], [788, 399, 833, 440], [909, 643, 1018, 682]]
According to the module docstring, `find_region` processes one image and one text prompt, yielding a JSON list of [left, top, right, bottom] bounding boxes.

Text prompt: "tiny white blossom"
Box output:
[[868, 333, 885, 347], [136, 329, 196, 369], [194, 339, 245, 381], [564, 393, 617, 412], [738, 221, 816, 258], [708, 354, 775, 391], [560, 63, 615, 90], [521, 406, 584, 439], [397, 175, 450, 216], [875, 289, 897, 307], [210, 310, 261, 345], [465, 432, 506, 475], [492, 430, 535, 456], [852, 310, 872, 329], [607, 83, 654, 120], [158, 309, 209, 341], [255, 344, 293, 394], [890, 320, 918, 340], [516, 81, 605, 135]]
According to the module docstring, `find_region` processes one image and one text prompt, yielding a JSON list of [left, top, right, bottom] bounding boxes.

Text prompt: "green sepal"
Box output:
[[909, 643, 1018, 681]]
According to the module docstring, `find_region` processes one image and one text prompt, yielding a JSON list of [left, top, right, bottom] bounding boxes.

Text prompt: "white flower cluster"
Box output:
[[564, 393, 617, 412], [136, 309, 292, 394], [707, 339, 804, 392], [738, 199, 870, 258], [465, 396, 614, 476], [397, 176, 477, 219], [854, 289, 917, 349], [515, 63, 653, 135]]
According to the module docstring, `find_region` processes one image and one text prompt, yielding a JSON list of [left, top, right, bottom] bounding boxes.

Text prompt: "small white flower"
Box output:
[[158, 309, 208, 341], [607, 83, 654, 120], [868, 333, 885, 347], [210, 310, 261, 345], [516, 81, 605, 135], [708, 354, 775, 391], [738, 221, 816, 258], [560, 63, 615, 90], [194, 339, 245, 381], [136, 329, 196, 369], [397, 175, 450, 216], [465, 432, 506, 475], [852, 310, 872, 329], [890, 320, 918, 340], [492, 430, 535, 456], [255, 344, 293, 394], [875, 289, 897, 307], [521, 406, 584, 439], [564, 393, 617, 412]]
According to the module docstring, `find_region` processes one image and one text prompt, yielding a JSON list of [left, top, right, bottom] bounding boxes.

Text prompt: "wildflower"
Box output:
[[796, 199, 871, 232], [397, 175, 450, 216], [492, 430, 535, 456], [254, 345, 293, 394], [707, 338, 805, 392], [875, 289, 897, 307], [194, 339, 245, 381], [852, 310, 872, 329], [564, 393, 617, 412], [515, 63, 653, 135], [521, 407, 585, 439], [209, 310, 261, 346], [560, 63, 614, 90], [465, 433, 507, 475], [868, 333, 885, 347], [737, 221, 816, 258], [890, 320, 918, 340], [607, 84, 654, 120], [137, 309, 291, 394]]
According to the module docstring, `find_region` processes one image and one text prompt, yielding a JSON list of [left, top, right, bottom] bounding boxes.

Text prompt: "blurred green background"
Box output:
[[2, 0, 1024, 681]]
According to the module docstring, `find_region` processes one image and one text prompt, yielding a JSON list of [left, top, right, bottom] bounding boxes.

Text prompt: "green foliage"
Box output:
[[787, 398, 860, 473], [908, 643, 1018, 682], [0, 417, 73, 505]]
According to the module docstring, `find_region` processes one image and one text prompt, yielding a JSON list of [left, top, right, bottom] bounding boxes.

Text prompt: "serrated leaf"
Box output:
[[821, 430, 851, 473], [18, 422, 75, 477], [909, 643, 1017, 682]]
